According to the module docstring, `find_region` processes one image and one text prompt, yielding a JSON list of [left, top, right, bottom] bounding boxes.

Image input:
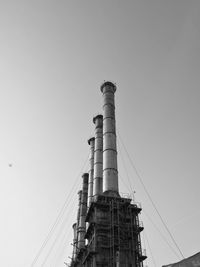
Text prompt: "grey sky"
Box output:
[[0, 1, 200, 266]]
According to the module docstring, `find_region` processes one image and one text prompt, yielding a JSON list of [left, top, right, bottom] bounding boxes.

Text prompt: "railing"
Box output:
[[120, 192, 135, 200], [119, 192, 142, 208]]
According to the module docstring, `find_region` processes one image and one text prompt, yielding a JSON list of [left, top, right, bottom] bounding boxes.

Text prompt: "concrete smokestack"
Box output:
[[93, 115, 103, 199], [88, 137, 95, 206], [77, 173, 89, 249], [100, 82, 119, 196]]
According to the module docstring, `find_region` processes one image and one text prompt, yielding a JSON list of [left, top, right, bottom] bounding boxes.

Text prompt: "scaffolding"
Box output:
[[71, 195, 146, 267]]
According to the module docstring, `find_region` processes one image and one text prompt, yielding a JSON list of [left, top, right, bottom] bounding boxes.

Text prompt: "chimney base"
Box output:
[[103, 190, 120, 198]]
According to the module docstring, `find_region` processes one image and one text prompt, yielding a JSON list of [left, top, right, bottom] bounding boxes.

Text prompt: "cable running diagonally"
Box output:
[[41, 198, 77, 266], [118, 140, 135, 195], [118, 132, 180, 258], [143, 210, 180, 259], [30, 153, 89, 266], [117, 131, 185, 260], [143, 231, 157, 267], [50, 196, 78, 267], [50, 229, 71, 267]]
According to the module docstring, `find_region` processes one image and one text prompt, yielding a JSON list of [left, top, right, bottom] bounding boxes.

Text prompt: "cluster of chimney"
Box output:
[[72, 81, 120, 256]]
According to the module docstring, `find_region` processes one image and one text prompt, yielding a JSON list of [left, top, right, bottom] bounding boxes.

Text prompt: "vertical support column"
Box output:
[[77, 190, 82, 224], [72, 223, 77, 260], [100, 81, 119, 196], [88, 137, 95, 206], [93, 114, 103, 199], [77, 173, 89, 250], [74, 190, 82, 257]]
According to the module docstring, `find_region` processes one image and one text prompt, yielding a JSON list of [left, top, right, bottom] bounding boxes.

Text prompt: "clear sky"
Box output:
[[0, 1, 200, 266]]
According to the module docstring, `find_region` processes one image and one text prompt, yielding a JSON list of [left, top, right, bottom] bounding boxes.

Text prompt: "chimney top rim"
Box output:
[[100, 81, 116, 93], [82, 172, 89, 178], [87, 137, 95, 145], [93, 114, 103, 123]]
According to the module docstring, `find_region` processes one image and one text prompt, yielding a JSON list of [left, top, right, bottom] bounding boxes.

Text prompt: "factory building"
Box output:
[[69, 82, 146, 267]]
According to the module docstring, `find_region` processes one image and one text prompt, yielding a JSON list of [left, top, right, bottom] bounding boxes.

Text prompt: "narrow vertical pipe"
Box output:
[[93, 114, 103, 199], [72, 223, 77, 260], [76, 190, 82, 234], [74, 190, 82, 256], [100, 81, 119, 196], [88, 137, 95, 205], [77, 173, 89, 249]]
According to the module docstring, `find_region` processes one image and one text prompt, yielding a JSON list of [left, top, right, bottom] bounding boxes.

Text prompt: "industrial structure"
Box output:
[[69, 82, 147, 267], [163, 252, 200, 267]]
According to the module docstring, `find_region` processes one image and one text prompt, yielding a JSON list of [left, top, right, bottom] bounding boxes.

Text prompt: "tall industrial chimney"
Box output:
[[76, 190, 82, 227], [93, 114, 103, 199], [88, 137, 95, 205], [100, 82, 119, 196], [77, 173, 89, 249], [74, 190, 82, 257], [72, 223, 77, 260], [69, 82, 147, 267]]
